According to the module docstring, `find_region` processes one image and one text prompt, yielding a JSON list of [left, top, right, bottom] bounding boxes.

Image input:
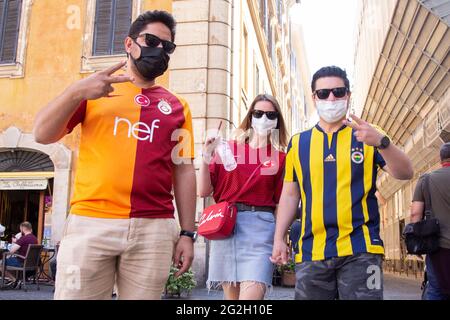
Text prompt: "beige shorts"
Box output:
[[54, 214, 178, 300]]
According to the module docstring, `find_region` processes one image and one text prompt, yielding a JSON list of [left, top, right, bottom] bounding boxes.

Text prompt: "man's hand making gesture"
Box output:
[[343, 114, 384, 147], [343, 114, 413, 180], [72, 60, 134, 100], [34, 60, 134, 144]]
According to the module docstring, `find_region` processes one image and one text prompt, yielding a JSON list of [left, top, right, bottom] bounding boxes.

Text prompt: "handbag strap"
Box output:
[[421, 174, 433, 219], [233, 162, 264, 201]]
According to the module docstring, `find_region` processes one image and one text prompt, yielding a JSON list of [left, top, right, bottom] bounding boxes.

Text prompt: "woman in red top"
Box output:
[[199, 94, 288, 300]]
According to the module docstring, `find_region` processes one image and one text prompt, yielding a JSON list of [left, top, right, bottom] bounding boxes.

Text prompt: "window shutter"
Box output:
[[112, 0, 131, 55], [93, 0, 114, 56], [93, 0, 131, 56], [0, 0, 4, 51], [0, 0, 22, 63], [0, 0, 4, 36]]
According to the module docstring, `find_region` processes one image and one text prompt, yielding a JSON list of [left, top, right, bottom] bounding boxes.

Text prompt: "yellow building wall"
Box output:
[[0, 0, 172, 150]]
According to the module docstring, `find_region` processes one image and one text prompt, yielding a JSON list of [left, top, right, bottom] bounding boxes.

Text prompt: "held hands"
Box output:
[[71, 60, 134, 101], [343, 114, 384, 147], [270, 239, 290, 266]]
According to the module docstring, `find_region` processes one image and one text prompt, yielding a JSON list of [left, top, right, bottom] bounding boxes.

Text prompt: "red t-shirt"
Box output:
[[16, 233, 38, 259], [209, 141, 286, 208]]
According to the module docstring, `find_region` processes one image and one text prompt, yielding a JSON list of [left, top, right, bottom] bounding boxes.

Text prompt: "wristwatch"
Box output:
[[378, 135, 391, 150], [180, 230, 198, 242]]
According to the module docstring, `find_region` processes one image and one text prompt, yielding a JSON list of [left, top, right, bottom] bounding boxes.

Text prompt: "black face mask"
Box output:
[[130, 40, 170, 81]]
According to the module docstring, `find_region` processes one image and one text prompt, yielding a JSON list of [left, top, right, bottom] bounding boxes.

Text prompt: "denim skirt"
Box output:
[[207, 210, 276, 289]]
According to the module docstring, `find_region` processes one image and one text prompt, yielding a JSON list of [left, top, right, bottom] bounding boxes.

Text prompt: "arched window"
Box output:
[[0, 150, 54, 172]]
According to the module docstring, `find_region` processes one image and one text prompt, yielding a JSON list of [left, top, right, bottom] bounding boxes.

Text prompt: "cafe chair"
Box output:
[[1, 244, 43, 292]]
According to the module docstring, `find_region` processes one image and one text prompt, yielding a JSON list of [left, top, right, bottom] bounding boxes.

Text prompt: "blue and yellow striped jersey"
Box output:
[[285, 124, 386, 263]]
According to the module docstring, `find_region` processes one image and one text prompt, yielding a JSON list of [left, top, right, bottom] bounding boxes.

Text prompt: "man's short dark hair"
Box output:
[[20, 221, 32, 231], [128, 10, 176, 42], [440, 142, 450, 161], [311, 66, 350, 92]]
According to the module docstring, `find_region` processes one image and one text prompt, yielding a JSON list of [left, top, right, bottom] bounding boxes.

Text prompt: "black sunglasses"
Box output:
[[136, 33, 176, 54], [314, 87, 348, 100], [252, 110, 279, 120]]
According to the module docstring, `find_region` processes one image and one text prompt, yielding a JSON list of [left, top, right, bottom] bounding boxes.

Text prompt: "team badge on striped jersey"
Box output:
[[351, 148, 364, 164], [157, 99, 172, 115]]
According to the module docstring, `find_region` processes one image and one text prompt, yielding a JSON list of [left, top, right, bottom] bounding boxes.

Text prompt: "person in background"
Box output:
[[0, 222, 38, 287], [12, 225, 24, 243], [50, 241, 61, 281], [0, 224, 5, 238], [289, 219, 301, 261], [410, 142, 450, 300]]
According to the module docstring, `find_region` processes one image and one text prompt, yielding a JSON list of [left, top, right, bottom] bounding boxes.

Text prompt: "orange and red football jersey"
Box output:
[[67, 82, 194, 219]]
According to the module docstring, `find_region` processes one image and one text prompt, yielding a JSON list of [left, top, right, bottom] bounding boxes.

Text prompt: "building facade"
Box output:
[[0, 0, 311, 284], [353, 0, 450, 278]]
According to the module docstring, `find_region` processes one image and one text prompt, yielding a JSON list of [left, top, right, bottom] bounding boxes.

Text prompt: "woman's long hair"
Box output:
[[235, 94, 288, 151]]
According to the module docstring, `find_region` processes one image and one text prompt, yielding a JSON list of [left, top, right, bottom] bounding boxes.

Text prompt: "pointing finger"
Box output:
[[100, 60, 127, 76], [343, 119, 361, 130], [107, 75, 134, 84], [349, 114, 366, 125]]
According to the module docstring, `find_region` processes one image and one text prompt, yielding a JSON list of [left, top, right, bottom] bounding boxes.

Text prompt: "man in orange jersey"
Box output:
[[34, 10, 196, 300]]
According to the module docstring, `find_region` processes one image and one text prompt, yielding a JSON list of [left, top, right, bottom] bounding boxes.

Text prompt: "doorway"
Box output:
[[0, 149, 55, 244], [0, 179, 53, 243]]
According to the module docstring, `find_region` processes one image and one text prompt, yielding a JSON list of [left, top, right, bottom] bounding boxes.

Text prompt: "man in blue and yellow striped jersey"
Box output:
[[271, 66, 414, 300]]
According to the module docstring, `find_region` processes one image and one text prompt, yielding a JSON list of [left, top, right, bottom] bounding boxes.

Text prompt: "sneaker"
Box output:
[[3, 279, 13, 286], [13, 280, 20, 289], [3, 279, 18, 288]]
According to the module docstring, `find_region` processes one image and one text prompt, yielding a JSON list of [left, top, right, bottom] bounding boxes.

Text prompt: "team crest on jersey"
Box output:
[[157, 99, 172, 115], [351, 147, 364, 164], [134, 94, 151, 107]]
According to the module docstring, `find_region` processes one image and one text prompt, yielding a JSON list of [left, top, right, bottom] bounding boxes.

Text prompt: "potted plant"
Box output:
[[279, 259, 296, 287], [164, 266, 197, 298]]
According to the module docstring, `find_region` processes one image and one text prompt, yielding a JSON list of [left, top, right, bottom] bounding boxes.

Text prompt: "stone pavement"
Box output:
[[0, 273, 422, 300]]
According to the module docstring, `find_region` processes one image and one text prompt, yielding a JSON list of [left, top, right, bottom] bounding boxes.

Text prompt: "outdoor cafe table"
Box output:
[[38, 246, 56, 284]]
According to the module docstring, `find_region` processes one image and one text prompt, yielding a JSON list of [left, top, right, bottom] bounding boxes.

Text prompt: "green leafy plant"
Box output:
[[277, 259, 296, 273], [165, 266, 197, 297], [279, 259, 296, 287]]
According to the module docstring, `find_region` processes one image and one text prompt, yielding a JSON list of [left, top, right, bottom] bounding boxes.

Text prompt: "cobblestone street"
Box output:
[[0, 273, 422, 300]]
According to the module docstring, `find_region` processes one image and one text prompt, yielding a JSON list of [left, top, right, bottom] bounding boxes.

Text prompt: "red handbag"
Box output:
[[198, 163, 263, 240], [198, 202, 237, 240]]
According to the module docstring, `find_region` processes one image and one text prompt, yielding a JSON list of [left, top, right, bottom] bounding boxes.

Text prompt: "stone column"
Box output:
[[50, 168, 71, 243], [171, 0, 233, 286]]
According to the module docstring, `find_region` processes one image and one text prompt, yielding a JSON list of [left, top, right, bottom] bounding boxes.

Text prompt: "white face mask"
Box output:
[[315, 99, 348, 123], [251, 114, 278, 136]]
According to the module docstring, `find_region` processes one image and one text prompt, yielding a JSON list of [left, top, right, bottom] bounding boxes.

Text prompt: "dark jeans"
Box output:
[[294, 253, 383, 300], [424, 255, 447, 300], [425, 248, 450, 299], [50, 259, 57, 280]]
